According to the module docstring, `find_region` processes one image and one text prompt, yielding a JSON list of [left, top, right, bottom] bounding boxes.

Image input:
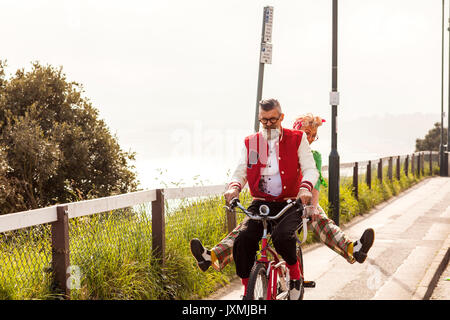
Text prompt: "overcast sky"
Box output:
[[1, 0, 447, 188]]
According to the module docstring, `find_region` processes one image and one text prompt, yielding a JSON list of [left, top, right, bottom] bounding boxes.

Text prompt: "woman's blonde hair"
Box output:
[[292, 113, 325, 132]]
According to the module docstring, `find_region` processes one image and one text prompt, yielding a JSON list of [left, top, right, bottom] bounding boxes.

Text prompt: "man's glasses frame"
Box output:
[[259, 116, 281, 124]]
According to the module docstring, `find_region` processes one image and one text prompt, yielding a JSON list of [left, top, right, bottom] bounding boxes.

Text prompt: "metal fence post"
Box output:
[[430, 151, 433, 175], [51, 205, 70, 298], [444, 152, 449, 176], [388, 157, 393, 181], [405, 155, 409, 176], [352, 162, 358, 200], [417, 153, 421, 176], [421, 152, 425, 176], [226, 208, 237, 234], [152, 189, 165, 264], [378, 159, 383, 183], [366, 160, 372, 189], [396, 156, 401, 180]]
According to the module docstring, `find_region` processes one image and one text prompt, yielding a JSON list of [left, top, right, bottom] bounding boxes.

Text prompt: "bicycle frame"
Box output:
[[257, 219, 284, 300], [228, 198, 308, 300]]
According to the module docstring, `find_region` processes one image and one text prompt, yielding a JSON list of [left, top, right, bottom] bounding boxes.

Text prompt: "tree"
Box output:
[[0, 61, 138, 214], [415, 122, 448, 152]]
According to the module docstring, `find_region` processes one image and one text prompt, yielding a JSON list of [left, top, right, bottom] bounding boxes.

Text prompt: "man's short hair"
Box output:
[[259, 98, 282, 112]]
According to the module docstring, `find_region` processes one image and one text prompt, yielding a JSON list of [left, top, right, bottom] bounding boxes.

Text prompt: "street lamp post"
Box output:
[[447, 2, 450, 174], [329, 0, 340, 226], [441, 0, 446, 176]]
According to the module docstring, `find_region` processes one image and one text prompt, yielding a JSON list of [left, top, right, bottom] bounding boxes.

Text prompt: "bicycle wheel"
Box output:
[[246, 263, 268, 300], [295, 246, 305, 300], [276, 265, 289, 300], [297, 245, 304, 275]]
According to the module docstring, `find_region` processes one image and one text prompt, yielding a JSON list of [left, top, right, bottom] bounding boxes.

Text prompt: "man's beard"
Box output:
[[261, 126, 281, 140]]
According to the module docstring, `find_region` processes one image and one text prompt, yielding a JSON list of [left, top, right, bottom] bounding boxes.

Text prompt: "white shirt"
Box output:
[[259, 137, 283, 196]]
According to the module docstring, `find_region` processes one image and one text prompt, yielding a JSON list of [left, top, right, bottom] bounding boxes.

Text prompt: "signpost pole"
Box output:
[[254, 6, 274, 133]]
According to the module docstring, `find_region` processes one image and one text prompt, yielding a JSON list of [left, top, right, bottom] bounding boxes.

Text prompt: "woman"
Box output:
[[190, 114, 374, 272]]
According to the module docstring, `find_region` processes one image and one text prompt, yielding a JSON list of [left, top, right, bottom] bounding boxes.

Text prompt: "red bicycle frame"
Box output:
[[256, 220, 304, 300]]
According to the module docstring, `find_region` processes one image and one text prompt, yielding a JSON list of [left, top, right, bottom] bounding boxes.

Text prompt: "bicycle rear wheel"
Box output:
[[245, 263, 268, 300]]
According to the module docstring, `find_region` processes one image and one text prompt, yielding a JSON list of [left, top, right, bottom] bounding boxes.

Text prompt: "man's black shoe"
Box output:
[[288, 279, 302, 300], [189, 238, 212, 272], [353, 228, 375, 263]]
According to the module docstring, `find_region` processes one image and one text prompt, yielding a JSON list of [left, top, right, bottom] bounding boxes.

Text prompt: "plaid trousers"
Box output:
[[210, 205, 355, 271]]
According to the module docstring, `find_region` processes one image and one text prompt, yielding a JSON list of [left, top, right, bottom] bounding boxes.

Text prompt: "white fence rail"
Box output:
[[0, 186, 228, 233], [0, 206, 58, 233], [66, 189, 157, 219]]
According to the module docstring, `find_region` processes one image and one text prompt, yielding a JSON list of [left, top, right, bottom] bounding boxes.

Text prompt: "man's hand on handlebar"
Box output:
[[297, 188, 312, 206], [224, 187, 240, 206]]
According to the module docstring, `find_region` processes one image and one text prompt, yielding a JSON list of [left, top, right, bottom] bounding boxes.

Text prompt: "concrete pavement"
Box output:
[[210, 177, 450, 300]]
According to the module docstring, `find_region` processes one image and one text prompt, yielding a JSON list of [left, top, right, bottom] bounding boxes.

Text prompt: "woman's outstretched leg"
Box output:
[[310, 205, 374, 264]]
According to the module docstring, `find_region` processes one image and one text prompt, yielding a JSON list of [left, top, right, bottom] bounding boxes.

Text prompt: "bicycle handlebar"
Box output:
[[225, 198, 314, 244], [228, 198, 303, 221]]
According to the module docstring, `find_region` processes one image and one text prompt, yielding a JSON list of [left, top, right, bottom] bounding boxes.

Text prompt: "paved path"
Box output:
[[210, 177, 450, 300]]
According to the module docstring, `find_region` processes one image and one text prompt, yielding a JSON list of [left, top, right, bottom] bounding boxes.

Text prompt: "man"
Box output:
[[224, 98, 319, 300]]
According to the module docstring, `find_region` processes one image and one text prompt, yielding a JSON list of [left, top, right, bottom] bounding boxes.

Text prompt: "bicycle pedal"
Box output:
[[303, 281, 316, 288]]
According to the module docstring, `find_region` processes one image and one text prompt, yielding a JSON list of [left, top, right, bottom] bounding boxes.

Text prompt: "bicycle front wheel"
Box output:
[[296, 245, 305, 300], [245, 263, 268, 300]]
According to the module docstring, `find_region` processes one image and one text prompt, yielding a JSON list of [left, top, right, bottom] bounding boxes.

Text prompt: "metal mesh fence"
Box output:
[[68, 204, 153, 299], [164, 190, 253, 254], [0, 224, 53, 299], [0, 190, 249, 300], [336, 152, 440, 191]]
